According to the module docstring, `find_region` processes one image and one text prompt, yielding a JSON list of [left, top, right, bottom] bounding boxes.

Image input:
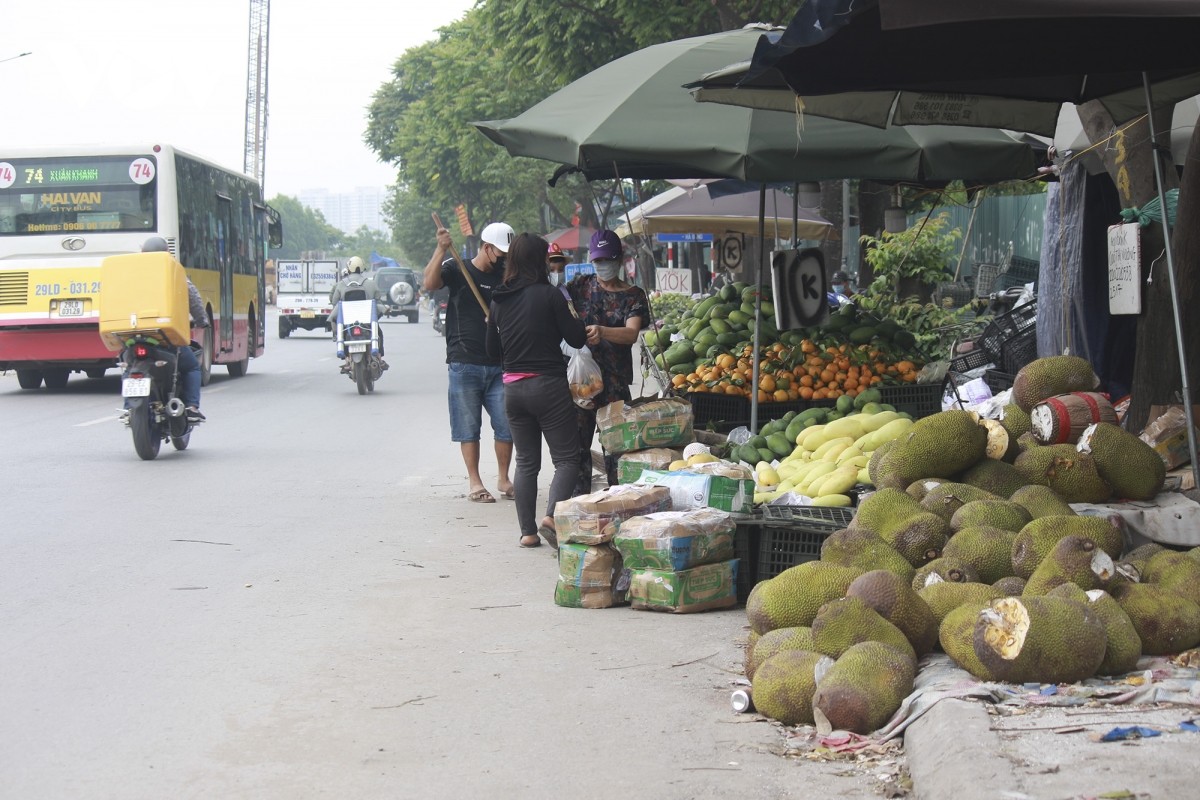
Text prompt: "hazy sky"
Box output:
[[1, 0, 476, 199]]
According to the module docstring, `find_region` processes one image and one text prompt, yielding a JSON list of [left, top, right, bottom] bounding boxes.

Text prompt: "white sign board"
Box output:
[[277, 260, 304, 293], [655, 268, 693, 294], [308, 261, 339, 293], [771, 248, 828, 330], [1107, 222, 1142, 315]]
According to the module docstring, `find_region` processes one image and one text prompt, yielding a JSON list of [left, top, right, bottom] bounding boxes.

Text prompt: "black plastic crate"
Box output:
[[757, 525, 835, 581], [977, 299, 1038, 364], [688, 393, 749, 432], [761, 504, 855, 532], [984, 369, 1016, 394], [734, 519, 761, 604], [949, 346, 995, 374], [1000, 328, 1038, 374], [879, 383, 942, 419]]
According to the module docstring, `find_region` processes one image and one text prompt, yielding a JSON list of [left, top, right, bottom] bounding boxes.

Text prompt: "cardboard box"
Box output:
[[554, 543, 629, 609], [628, 560, 739, 613], [635, 465, 755, 514], [554, 484, 672, 545], [1140, 404, 1200, 469], [613, 509, 736, 570], [597, 397, 694, 455], [98, 252, 191, 351], [616, 448, 683, 485]]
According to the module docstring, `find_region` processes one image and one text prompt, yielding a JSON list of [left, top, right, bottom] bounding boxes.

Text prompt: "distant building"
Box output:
[[299, 186, 389, 235]]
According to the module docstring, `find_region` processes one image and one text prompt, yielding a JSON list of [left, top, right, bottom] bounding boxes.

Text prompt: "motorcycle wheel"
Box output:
[[129, 399, 161, 461], [354, 360, 369, 395]]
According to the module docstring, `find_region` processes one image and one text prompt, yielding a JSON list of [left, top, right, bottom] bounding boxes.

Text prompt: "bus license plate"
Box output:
[[300, 309, 315, 319], [56, 300, 84, 317], [122, 377, 151, 397], [347, 343, 367, 353]]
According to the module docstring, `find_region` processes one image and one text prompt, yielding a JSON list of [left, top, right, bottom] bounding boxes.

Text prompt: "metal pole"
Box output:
[[1143, 73, 1200, 491], [750, 184, 766, 434], [792, 182, 800, 249], [841, 180, 851, 271]]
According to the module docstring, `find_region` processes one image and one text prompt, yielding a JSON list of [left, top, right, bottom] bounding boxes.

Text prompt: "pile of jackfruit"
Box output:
[[742, 355, 1193, 733]]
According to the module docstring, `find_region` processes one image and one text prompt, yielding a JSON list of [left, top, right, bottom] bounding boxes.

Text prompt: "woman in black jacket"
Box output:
[[486, 234, 588, 549]]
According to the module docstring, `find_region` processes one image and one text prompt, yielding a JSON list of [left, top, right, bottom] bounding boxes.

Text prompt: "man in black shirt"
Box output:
[[423, 222, 515, 503]]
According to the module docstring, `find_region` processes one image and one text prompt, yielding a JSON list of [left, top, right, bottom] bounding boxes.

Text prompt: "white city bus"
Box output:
[[0, 143, 281, 389]]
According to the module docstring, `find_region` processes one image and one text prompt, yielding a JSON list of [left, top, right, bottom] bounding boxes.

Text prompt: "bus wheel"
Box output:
[[85, 368, 107, 379], [200, 319, 214, 387], [16, 369, 43, 389], [228, 309, 254, 377], [43, 368, 70, 390]]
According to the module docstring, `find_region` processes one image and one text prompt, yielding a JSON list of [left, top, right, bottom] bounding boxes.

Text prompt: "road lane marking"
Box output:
[[76, 415, 118, 427]]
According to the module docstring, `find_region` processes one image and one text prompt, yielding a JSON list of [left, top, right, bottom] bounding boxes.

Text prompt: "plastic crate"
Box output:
[[933, 281, 974, 309], [977, 299, 1038, 364], [999, 328, 1038, 374], [761, 504, 855, 532], [984, 369, 1016, 394], [688, 393, 749, 432], [949, 346, 995, 374], [973, 263, 999, 297], [879, 383, 943, 419], [734, 519, 760, 603], [757, 524, 835, 581]]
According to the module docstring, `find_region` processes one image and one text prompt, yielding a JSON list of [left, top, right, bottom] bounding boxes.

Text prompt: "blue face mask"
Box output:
[[833, 283, 848, 295], [593, 259, 620, 281]]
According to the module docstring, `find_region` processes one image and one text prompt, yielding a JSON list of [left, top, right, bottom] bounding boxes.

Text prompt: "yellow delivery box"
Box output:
[[98, 252, 191, 351]]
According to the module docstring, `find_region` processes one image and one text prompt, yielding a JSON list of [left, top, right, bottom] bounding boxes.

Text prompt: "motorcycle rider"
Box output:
[[140, 237, 207, 421], [329, 256, 387, 372]]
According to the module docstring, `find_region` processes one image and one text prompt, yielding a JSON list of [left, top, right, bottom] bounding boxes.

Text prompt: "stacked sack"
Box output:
[[615, 508, 740, 614], [615, 447, 683, 485], [553, 484, 670, 608]]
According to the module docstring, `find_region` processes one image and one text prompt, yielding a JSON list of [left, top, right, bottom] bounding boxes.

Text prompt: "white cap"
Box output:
[[480, 222, 515, 253]]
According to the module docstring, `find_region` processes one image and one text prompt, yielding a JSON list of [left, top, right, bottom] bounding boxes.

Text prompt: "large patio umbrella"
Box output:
[[473, 26, 1042, 186], [692, 0, 1200, 486], [612, 184, 834, 240]]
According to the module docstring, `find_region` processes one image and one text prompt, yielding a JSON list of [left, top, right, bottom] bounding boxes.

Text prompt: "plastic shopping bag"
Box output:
[[568, 346, 604, 408]]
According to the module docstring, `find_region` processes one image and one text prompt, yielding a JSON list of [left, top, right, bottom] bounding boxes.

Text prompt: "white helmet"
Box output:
[[347, 256, 364, 274]]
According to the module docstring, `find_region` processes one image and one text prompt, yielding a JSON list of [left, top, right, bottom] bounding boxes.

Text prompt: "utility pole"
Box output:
[[244, 0, 270, 189]]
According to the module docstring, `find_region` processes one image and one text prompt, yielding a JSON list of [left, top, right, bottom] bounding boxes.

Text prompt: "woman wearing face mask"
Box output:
[[565, 229, 649, 493]]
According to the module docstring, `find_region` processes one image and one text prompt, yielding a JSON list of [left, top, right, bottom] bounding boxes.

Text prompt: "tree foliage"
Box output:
[[268, 195, 344, 259]]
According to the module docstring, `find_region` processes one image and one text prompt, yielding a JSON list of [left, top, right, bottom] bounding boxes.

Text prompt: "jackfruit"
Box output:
[[974, 595, 1107, 683], [811, 641, 916, 735], [905, 478, 949, 502], [810, 596, 917, 662], [743, 629, 761, 677], [942, 525, 1019, 584], [950, 499, 1032, 534], [1141, 550, 1200, 606], [846, 569, 939, 655], [1011, 356, 1100, 412], [866, 439, 904, 490], [1189, 546, 1200, 564], [1001, 403, 1033, 443], [1123, 542, 1166, 570], [992, 576, 1027, 596], [1011, 515, 1125, 578], [1076, 422, 1166, 501], [918, 581, 1003, 625], [979, 418, 1021, 462], [746, 626, 814, 680], [1110, 582, 1200, 655], [876, 410, 989, 489], [1013, 445, 1112, 503], [1047, 585, 1142, 676], [819, 528, 915, 583], [958, 459, 1028, 498], [920, 482, 1000, 523], [850, 488, 949, 567], [1008, 484, 1076, 519], [939, 601, 994, 679], [746, 562, 864, 634], [911, 557, 979, 590], [1022, 535, 1115, 596], [751, 649, 835, 726]]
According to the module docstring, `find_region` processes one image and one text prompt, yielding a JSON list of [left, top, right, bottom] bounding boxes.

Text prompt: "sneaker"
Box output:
[[186, 406, 206, 421], [378, 359, 389, 371]]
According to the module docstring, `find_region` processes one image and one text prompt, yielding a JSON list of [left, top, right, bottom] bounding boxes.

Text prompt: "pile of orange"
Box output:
[[671, 340, 922, 403]]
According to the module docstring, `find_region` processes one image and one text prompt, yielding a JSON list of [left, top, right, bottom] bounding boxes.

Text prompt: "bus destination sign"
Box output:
[[0, 156, 155, 190]]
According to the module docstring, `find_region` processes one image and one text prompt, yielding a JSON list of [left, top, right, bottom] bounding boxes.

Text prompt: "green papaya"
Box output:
[[849, 326, 877, 345], [716, 331, 743, 346], [719, 284, 738, 303], [708, 318, 732, 335], [766, 433, 794, 457]]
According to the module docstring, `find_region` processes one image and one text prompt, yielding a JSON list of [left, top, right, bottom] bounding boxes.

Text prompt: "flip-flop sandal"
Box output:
[[501, 488, 516, 501], [519, 535, 541, 548], [468, 489, 496, 503], [537, 525, 559, 550]]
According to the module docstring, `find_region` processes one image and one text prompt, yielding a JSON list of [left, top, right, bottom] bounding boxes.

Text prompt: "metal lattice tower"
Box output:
[[243, 0, 270, 188]]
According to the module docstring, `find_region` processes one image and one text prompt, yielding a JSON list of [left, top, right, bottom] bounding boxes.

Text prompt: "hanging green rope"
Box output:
[[1120, 188, 1179, 227]]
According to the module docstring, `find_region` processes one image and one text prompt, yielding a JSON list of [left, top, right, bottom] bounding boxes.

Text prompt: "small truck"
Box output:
[[277, 260, 339, 338]]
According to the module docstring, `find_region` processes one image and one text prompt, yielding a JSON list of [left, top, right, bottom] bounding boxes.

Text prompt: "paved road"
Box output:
[[0, 310, 889, 799]]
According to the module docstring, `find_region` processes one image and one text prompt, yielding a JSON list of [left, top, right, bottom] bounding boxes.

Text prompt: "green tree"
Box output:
[[268, 195, 344, 259]]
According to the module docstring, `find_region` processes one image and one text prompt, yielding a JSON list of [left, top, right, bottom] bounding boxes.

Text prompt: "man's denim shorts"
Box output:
[[447, 362, 512, 443]]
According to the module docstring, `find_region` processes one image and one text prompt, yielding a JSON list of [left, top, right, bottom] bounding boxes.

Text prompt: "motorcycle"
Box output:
[[433, 299, 448, 336], [119, 335, 204, 460], [335, 295, 385, 394]]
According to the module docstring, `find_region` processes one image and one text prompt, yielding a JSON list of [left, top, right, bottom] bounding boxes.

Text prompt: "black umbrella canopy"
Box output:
[[473, 26, 1042, 185], [711, 0, 1200, 135]]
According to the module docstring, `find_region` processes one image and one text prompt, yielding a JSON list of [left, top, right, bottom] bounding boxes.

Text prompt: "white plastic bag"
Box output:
[[568, 346, 604, 408]]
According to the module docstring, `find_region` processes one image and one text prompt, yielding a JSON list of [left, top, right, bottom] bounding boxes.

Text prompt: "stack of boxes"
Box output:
[[615, 508, 739, 613]]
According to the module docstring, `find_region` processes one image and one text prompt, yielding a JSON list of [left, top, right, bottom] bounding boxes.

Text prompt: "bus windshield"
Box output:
[[0, 155, 157, 235]]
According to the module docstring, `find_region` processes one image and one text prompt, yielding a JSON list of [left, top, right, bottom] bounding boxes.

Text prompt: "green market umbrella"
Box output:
[[473, 26, 1042, 186]]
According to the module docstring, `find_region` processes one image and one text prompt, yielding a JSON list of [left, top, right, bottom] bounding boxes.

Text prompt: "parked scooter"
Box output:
[[119, 336, 204, 460], [335, 293, 386, 394]]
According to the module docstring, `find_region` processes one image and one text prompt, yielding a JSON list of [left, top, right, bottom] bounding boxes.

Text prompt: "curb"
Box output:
[[905, 698, 1013, 800]]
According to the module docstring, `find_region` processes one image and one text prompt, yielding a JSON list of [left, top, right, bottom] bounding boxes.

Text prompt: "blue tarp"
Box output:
[[369, 251, 399, 268]]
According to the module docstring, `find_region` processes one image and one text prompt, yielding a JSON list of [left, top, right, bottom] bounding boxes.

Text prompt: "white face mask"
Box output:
[[548, 271, 563, 287], [593, 259, 620, 281]]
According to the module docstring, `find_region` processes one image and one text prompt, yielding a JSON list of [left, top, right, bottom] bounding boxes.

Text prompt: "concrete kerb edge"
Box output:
[[905, 697, 1014, 800]]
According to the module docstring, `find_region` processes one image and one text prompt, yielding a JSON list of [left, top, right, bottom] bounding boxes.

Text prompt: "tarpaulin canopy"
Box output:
[[612, 184, 833, 240]]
